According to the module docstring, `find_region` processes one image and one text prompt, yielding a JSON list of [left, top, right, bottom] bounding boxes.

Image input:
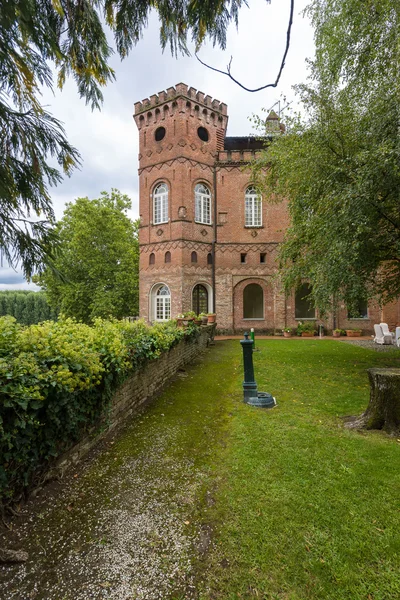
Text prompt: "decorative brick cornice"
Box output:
[[138, 156, 214, 175], [140, 239, 213, 253]]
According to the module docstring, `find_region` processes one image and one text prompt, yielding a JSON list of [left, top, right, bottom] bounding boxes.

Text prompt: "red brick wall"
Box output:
[[134, 83, 386, 335]]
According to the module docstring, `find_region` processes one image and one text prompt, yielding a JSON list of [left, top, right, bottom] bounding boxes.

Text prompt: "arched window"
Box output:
[[295, 283, 315, 319], [245, 186, 262, 227], [192, 284, 209, 314], [165, 251, 171, 263], [243, 284, 264, 319], [153, 284, 171, 321], [191, 251, 198, 263], [195, 183, 211, 224], [153, 183, 168, 225], [149, 252, 155, 265], [207, 253, 213, 265]]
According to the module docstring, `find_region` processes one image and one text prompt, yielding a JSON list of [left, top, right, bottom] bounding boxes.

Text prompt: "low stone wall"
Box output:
[[53, 325, 215, 476]]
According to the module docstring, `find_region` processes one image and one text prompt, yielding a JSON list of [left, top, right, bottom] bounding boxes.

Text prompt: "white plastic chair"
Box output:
[[374, 324, 393, 345], [395, 327, 400, 347], [380, 323, 394, 340]]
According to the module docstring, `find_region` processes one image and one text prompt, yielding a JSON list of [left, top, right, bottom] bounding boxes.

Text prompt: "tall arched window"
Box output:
[[149, 253, 155, 265], [195, 183, 211, 224], [245, 186, 262, 227], [153, 284, 171, 321], [153, 183, 168, 225], [165, 251, 171, 263], [243, 283, 264, 318], [191, 251, 198, 263], [192, 284, 208, 314], [295, 283, 315, 319]]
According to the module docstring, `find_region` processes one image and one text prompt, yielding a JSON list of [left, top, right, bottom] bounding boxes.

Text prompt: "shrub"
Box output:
[[296, 321, 316, 335], [0, 316, 197, 506]]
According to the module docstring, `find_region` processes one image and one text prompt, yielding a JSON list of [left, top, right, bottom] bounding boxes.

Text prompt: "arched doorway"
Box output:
[[192, 284, 209, 314]]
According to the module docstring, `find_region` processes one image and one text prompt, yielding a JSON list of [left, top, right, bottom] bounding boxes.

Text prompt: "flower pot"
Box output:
[[194, 319, 202, 326], [346, 330, 362, 337], [283, 332, 292, 338], [176, 318, 185, 327], [333, 331, 341, 338], [301, 332, 314, 337], [207, 314, 216, 324], [201, 317, 208, 325]]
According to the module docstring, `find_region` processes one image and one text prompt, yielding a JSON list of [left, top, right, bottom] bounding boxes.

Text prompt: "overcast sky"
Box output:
[[1, 0, 315, 290]]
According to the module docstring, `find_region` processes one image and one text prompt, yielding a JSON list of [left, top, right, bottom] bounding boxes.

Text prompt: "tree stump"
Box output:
[[345, 368, 400, 434]]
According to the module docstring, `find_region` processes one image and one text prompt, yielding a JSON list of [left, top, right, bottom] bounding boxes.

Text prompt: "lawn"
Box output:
[[196, 340, 400, 600]]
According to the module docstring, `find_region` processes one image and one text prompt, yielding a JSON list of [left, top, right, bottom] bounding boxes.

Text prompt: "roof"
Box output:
[[223, 137, 266, 151]]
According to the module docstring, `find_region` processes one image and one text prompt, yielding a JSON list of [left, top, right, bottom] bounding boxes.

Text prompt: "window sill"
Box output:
[[347, 318, 370, 321], [244, 225, 264, 229], [295, 318, 317, 321], [151, 220, 169, 226], [194, 221, 213, 226], [242, 318, 265, 321]]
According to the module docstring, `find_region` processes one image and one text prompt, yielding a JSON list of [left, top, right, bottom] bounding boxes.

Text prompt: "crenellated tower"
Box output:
[[133, 83, 228, 321]]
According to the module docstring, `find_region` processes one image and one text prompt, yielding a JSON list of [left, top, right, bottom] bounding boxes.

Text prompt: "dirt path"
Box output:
[[0, 341, 239, 600]]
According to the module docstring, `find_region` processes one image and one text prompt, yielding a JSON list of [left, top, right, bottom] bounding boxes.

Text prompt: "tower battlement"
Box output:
[[134, 82, 228, 124]]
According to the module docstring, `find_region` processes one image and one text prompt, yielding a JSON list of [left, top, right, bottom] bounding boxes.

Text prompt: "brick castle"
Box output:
[[134, 83, 399, 333]]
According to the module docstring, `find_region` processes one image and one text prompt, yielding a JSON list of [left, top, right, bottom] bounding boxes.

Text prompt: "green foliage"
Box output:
[[1, 0, 246, 277], [296, 321, 316, 334], [0, 315, 197, 505], [36, 190, 139, 323], [251, 0, 400, 313], [0, 291, 57, 325]]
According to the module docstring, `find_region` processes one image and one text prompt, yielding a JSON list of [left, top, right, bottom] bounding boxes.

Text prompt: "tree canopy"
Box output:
[[252, 0, 400, 314], [1, 0, 247, 278], [36, 190, 139, 323]]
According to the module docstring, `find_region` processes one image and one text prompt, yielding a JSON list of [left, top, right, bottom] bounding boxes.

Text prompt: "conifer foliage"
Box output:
[[1, 0, 245, 277]]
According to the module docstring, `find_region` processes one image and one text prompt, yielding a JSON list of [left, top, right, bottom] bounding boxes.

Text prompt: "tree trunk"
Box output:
[[345, 368, 400, 434]]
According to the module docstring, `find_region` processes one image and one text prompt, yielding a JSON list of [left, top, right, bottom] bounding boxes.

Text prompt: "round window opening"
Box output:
[[197, 127, 209, 142], [155, 126, 166, 142]]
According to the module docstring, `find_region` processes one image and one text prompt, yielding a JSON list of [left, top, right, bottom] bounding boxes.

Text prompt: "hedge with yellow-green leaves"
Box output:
[[0, 316, 197, 506]]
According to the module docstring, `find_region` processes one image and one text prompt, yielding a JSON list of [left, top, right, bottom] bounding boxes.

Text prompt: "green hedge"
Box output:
[[0, 291, 58, 325], [0, 316, 198, 506]]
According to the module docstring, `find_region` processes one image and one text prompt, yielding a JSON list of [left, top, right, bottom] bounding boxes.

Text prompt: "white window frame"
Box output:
[[195, 183, 212, 225], [245, 186, 262, 227], [154, 284, 171, 321], [153, 183, 168, 225]]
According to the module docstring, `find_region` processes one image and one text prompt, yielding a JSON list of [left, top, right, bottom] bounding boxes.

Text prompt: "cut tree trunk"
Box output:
[[345, 368, 400, 434]]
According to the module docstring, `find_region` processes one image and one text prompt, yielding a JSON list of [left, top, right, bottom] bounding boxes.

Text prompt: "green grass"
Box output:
[[196, 340, 400, 600]]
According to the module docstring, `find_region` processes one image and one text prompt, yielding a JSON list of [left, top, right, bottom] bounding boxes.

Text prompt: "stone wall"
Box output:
[[53, 325, 215, 476]]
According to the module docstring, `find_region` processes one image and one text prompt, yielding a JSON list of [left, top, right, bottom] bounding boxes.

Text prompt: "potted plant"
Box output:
[[176, 314, 185, 327], [199, 312, 208, 325], [193, 314, 202, 326], [283, 327, 292, 338], [345, 328, 362, 337], [184, 311, 196, 322], [333, 328, 341, 338], [297, 321, 316, 337], [207, 313, 216, 324]]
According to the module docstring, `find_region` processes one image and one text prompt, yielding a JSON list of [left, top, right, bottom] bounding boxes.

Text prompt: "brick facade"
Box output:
[[133, 83, 397, 334]]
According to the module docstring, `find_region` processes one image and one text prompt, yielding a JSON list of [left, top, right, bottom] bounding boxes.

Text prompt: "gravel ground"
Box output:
[[339, 338, 400, 352]]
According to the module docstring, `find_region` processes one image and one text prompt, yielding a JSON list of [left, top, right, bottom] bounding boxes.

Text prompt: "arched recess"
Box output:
[[191, 282, 213, 314], [243, 283, 263, 318], [233, 278, 273, 331], [149, 283, 171, 322]]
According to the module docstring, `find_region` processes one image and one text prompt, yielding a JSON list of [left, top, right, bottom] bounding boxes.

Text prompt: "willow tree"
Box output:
[[251, 0, 400, 315]]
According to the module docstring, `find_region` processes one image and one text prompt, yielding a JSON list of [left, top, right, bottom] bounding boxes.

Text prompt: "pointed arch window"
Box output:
[[153, 183, 168, 225], [245, 186, 262, 227], [192, 284, 208, 314], [195, 183, 211, 225]]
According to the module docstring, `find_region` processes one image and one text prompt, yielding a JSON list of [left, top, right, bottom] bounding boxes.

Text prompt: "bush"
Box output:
[[0, 316, 198, 506], [296, 321, 316, 335]]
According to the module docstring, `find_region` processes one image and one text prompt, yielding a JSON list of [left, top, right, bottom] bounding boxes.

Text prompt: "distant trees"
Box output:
[[36, 190, 139, 323], [0, 291, 57, 325]]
